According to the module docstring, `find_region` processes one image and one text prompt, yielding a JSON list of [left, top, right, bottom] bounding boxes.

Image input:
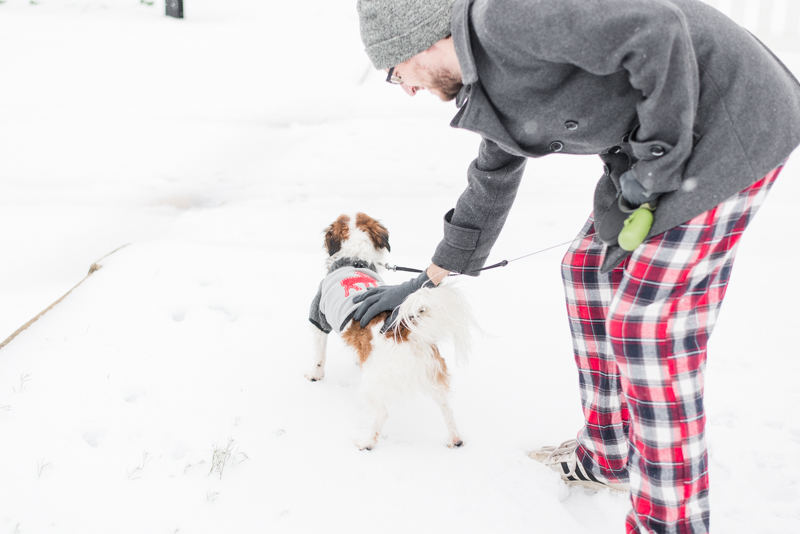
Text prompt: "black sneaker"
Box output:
[[528, 439, 630, 492]]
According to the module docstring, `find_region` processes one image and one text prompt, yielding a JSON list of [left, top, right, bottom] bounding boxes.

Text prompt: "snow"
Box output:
[[0, 1, 798, 533]]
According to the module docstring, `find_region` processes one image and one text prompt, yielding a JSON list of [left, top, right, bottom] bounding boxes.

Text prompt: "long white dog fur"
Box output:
[[306, 213, 476, 450]]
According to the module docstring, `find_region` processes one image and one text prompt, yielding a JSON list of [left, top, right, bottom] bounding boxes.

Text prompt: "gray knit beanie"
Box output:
[[357, 0, 456, 69]]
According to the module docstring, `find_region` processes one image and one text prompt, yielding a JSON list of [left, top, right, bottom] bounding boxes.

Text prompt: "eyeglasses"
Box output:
[[385, 67, 403, 85]]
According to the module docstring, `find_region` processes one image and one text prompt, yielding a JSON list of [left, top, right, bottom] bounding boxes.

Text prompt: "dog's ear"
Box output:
[[324, 215, 350, 256], [325, 228, 341, 256], [356, 212, 391, 252]]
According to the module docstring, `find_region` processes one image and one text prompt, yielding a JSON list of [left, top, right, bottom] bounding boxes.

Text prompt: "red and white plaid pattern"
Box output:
[[561, 166, 782, 534]]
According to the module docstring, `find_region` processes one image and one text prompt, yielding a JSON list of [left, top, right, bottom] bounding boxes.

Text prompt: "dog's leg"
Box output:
[[305, 325, 328, 382], [425, 347, 463, 448], [356, 396, 388, 451], [431, 386, 463, 448]]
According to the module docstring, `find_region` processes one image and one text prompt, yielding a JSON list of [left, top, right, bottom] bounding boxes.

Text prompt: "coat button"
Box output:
[[549, 141, 564, 152], [608, 146, 621, 154], [650, 145, 665, 157], [564, 121, 579, 130]]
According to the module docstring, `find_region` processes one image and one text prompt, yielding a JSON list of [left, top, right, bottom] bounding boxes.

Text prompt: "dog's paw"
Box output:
[[304, 369, 324, 382], [448, 437, 464, 448], [356, 434, 379, 451]]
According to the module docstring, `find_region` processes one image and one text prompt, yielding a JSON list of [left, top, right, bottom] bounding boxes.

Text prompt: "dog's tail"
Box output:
[[389, 280, 477, 365]]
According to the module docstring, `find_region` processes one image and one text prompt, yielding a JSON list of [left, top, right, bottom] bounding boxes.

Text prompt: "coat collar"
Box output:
[[449, 0, 527, 156], [452, 0, 479, 91], [452, 0, 477, 108], [327, 257, 377, 274]]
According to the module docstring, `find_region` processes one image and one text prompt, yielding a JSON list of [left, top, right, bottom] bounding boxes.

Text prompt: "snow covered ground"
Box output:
[[1, 1, 798, 532]]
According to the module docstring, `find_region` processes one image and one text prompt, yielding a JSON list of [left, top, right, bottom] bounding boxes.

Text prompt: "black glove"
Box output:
[[352, 271, 434, 331], [619, 171, 660, 207]]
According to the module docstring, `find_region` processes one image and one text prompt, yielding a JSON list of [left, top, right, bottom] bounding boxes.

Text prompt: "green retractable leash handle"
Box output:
[[597, 195, 658, 251], [618, 202, 656, 251]]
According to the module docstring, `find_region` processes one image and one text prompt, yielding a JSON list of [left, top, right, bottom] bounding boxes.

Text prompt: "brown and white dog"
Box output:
[[306, 212, 475, 450]]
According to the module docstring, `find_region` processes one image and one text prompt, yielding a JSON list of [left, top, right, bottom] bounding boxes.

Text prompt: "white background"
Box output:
[[1, 1, 798, 533]]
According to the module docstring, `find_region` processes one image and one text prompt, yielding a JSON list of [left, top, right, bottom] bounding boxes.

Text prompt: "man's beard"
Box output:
[[425, 65, 463, 102]]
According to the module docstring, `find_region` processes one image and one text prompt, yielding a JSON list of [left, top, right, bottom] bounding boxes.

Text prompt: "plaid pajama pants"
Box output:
[[561, 165, 782, 534]]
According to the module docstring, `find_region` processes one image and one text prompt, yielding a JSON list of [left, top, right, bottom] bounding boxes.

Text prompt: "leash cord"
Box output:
[[386, 265, 426, 273], [381, 233, 597, 277]]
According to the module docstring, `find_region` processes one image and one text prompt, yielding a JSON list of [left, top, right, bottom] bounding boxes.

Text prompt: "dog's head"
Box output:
[[323, 212, 390, 268]]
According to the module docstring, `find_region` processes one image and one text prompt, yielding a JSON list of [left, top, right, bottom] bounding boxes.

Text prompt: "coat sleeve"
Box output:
[[431, 138, 526, 275], [477, 0, 700, 194]]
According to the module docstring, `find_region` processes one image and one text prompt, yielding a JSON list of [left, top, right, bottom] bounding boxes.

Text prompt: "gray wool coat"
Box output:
[[431, 0, 800, 274]]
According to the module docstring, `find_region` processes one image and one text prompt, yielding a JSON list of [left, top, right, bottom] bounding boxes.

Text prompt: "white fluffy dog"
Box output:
[[307, 213, 475, 450]]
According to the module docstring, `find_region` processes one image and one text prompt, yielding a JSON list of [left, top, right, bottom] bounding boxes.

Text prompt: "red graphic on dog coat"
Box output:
[[340, 271, 379, 297]]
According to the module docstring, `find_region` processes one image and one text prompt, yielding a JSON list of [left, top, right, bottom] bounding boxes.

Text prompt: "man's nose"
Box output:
[[401, 84, 418, 96]]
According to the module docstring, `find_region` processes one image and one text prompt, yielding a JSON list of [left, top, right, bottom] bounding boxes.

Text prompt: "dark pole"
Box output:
[[166, 0, 183, 19]]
